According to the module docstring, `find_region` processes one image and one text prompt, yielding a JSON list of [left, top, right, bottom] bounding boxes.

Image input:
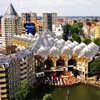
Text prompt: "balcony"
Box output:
[[20, 65, 27, 69], [0, 73, 6, 77], [0, 78, 6, 82], [0, 68, 5, 71], [0, 89, 7, 93], [21, 69, 27, 74], [0, 84, 7, 87], [21, 74, 27, 80], [0, 94, 8, 98]]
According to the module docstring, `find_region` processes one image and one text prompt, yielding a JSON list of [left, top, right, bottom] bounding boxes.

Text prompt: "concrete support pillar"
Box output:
[[53, 61, 56, 67], [65, 60, 68, 67]]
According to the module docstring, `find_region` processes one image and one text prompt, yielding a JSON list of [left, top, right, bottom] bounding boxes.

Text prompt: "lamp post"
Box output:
[[0, 87, 1, 100], [66, 89, 70, 100]]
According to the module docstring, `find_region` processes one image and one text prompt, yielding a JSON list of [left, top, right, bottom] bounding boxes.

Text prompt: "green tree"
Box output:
[[78, 22, 83, 29], [82, 38, 92, 45], [72, 33, 81, 43], [70, 23, 80, 34], [63, 24, 71, 41], [89, 59, 100, 75], [94, 38, 100, 46], [43, 94, 53, 100], [63, 22, 83, 41], [15, 80, 30, 100]]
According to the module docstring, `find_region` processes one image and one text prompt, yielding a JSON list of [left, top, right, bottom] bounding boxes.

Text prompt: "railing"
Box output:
[[0, 84, 6, 87], [0, 78, 6, 82], [0, 73, 6, 77]]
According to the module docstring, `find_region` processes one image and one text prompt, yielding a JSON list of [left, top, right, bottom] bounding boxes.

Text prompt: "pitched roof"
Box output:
[[4, 3, 17, 16]]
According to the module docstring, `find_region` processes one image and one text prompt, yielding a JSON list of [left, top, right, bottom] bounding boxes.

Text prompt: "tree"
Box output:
[[89, 59, 100, 75], [63, 24, 71, 41], [78, 22, 83, 29], [82, 38, 92, 45], [63, 22, 83, 41], [15, 80, 30, 100], [94, 38, 100, 46], [43, 94, 53, 100], [72, 33, 81, 43], [70, 23, 80, 34], [70, 22, 83, 35]]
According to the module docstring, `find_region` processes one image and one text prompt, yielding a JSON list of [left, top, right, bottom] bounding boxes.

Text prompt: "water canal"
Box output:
[[32, 84, 100, 100]]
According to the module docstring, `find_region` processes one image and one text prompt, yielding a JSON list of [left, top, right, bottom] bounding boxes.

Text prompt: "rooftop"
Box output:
[[0, 49, 32, 66], [4, 3, 17, 16]]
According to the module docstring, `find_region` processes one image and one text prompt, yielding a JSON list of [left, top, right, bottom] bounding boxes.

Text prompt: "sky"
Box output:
[[0, 0, 100, 16]]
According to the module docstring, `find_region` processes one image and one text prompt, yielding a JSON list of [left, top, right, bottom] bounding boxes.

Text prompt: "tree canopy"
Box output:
[[94, 38, 100, 46], [15, 80, 30, 100], [43, 94, 53, 100], [72, 33, 81, 43], [82, 38, 92, 45], [63, 24, 71, 41], [70, 23, 80, 34], [89, 59, 100, 75], [63, 22, 83, 41]]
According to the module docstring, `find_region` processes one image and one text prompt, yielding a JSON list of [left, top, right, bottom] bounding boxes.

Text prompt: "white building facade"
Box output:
[[1, 4, 21, 48]]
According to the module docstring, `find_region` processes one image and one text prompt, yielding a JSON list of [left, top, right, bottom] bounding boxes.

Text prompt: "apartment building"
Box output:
[[43, 13, 57, 32], [21, 13, 37, 34], [0, 50, 36, 100], [0, 16, 2, 35], [1, 3, 21, 48], [22, 13, 37, 23], [94, 22, 100, 39]]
